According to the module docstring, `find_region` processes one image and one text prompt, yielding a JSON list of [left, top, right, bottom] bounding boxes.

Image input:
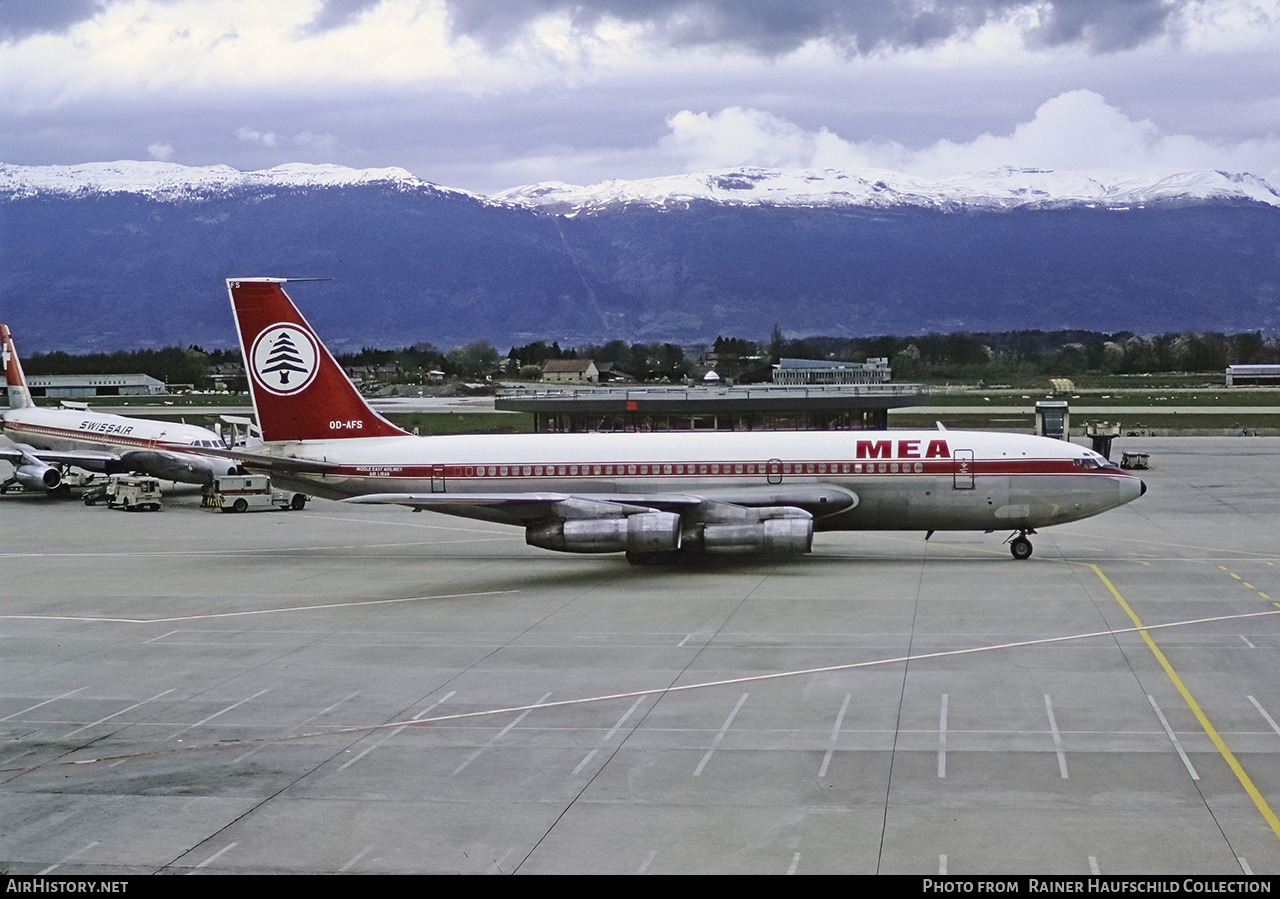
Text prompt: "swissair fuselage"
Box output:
[[1, 323, 238, 489], [3, 404, 229, 465]]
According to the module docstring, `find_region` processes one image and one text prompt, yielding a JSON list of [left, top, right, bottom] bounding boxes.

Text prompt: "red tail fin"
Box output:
[[227, 279, 408, 442], [1, 323, 34, 409]]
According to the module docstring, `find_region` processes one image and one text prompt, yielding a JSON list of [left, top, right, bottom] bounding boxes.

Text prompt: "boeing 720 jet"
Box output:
[[225, 278, 1145, 562], [1, 324, 241, 492]]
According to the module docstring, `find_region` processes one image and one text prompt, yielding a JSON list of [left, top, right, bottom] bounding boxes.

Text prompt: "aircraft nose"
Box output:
[[1119, 475, 1146, 505]]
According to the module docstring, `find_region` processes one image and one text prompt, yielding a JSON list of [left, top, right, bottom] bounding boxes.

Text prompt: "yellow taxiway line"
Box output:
[[1091, 563, 1280, 842]]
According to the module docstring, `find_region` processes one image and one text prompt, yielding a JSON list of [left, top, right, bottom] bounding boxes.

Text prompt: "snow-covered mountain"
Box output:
[[497, 166, 1280, 213], [6, 160, 1278, 212], [2, 160, 1279, 352], [0, 161, 473, 202]]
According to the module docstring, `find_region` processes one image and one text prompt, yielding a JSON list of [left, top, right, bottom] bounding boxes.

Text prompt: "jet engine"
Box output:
[[16, 461, 62, 491], [677, 505, 815, 555], [526, 511, 682, 554]]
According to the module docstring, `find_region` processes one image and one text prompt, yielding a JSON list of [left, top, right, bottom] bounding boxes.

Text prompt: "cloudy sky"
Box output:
[[2, 0, 1278, 194]]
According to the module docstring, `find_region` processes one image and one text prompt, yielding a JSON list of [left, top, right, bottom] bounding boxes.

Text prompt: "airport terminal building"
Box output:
[[496, 382, 928, 432], [25, 373, 166, 398]]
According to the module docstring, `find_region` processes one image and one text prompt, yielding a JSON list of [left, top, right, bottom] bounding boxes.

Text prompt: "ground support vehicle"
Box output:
[[85, 475, 163, 511], [203, 474, 307, 512]]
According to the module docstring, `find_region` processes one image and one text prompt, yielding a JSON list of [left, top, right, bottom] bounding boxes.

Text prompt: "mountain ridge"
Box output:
[[2, 161, 1278, 353]]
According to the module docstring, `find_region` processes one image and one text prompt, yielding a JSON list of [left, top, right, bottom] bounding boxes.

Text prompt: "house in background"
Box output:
[[542, 359, 600, 384]]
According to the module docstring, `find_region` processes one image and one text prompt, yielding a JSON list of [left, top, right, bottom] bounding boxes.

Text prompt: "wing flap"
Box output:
[[342, 492, 658, 524]]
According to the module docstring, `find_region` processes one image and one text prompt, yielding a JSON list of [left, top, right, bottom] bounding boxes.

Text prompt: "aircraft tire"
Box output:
[[1010, 536, 1033, 560], [233, 498, 249, 513]]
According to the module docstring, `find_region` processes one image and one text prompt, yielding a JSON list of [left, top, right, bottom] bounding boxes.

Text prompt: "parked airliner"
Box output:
[[227, 279, 1144, 561], [1, 324, 241, 491]]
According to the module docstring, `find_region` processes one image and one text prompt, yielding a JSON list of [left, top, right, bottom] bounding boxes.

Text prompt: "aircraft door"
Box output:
[[431, 464, 445, 493], [766, 458, 783, 485], [953, 449, 974, 489]]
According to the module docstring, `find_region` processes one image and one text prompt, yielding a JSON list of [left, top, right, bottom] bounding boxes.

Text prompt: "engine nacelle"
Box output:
[[683, 507, 815, 555], [16, 462, 62, 491], [526, 511, 682, 554]]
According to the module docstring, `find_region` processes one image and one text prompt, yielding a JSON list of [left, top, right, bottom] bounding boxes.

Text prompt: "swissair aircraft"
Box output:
[[1, 324, 241, 492], [228, 279, 1146, 562]]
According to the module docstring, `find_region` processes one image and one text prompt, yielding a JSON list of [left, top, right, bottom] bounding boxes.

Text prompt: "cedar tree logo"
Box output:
[[250, 325, 319, 396]]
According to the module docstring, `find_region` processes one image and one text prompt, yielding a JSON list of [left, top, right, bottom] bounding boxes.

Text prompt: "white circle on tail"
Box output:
[[250, 324, 320, 396]]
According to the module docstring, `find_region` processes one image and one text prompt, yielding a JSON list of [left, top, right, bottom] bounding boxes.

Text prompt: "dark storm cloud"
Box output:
[[1027, 0, 1176, 52], [0, 0, 102, 41], [443, 0, 1186, 56], [299, 0, 385, 35]]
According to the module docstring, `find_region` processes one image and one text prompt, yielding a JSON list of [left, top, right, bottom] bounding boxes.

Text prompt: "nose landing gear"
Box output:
[[1007, 529, 1037, 560]]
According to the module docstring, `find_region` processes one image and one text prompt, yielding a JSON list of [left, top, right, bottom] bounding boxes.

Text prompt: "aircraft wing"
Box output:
[[0, 443, 121, 471], [343, 484, 857, 526], [204, 447, 342, 475], [343, 492, 674, 526]]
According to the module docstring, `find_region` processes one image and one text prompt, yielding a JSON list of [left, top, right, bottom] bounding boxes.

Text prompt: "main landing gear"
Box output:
[[1006, 529, 1036, 560]]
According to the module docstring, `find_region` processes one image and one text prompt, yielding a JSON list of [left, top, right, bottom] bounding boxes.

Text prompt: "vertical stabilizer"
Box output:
[[1, 324, 34, 409], [226, 279, 409, 442]]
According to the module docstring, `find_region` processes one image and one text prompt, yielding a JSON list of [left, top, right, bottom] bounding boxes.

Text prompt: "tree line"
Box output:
[[20, 329, 1280, 387]]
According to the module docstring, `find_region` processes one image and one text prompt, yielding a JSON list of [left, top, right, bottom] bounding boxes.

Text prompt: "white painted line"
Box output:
[[340, 692, 454, 771], [239, 690, 367, 764], [0, 589, 519, 624], [1240, 636, 1256, 648], [602, 695, 647, 740], [1239, 857, 1253, 875], [1089, 856, 1100, 874], [339, 845, 374, 872], [572, 748, 600, 776], [63, 689, 175, 738], [1148, 695, 1199, 780], [318, 691, 363, 718], [174, 690, 268, 738], [194, 842, 237, 868], [1045, 694, 1068, 779], [338, 740, 386, 771], [939, 854, 947, 874], [1248, 695, 1280, 738], [452, 692, 552, 776], [573, 694, 648, 775], [413, 691, 457, 721], [938, 694, 948, 779], [637, 849, 657, 875], [37, 841, 98, 875], [405, 610, 1280, 733], [694, 692, 748, 776], [1, 686, 87, 722], [787, 852, 801, 874], [818, 693, 851, 778]]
